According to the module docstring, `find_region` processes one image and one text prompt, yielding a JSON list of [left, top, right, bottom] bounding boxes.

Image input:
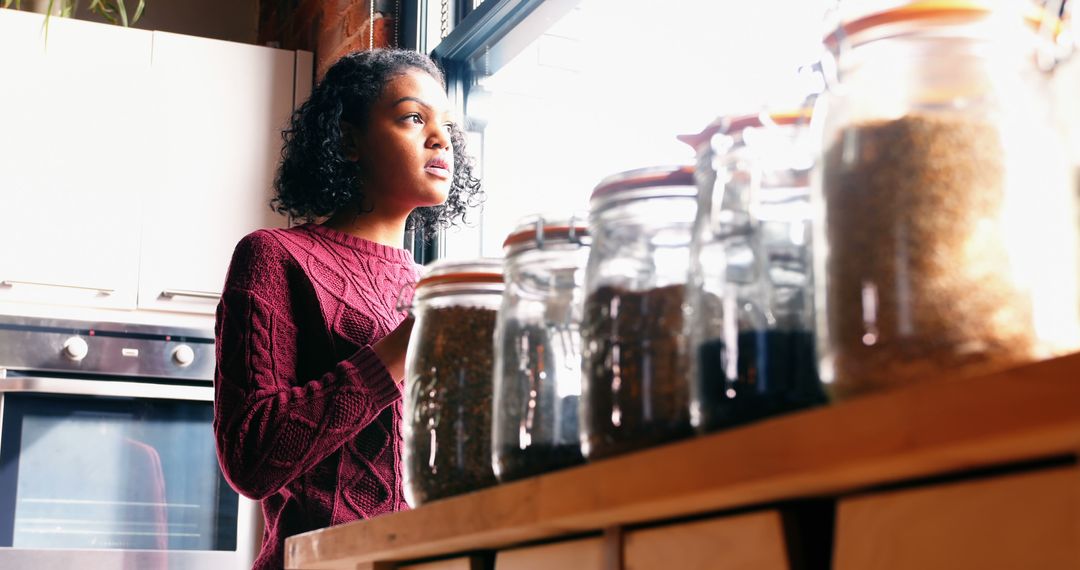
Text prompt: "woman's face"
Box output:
[[350, 69, 456, 215]]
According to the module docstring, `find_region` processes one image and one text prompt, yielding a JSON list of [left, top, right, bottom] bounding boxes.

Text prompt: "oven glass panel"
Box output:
[[0, 393, 238, 551]]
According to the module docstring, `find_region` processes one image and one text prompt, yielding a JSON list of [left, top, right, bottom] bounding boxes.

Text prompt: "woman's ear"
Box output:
[[340, 121, 361, 161]]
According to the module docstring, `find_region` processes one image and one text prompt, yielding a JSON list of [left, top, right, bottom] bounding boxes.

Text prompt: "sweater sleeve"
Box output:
[[213, 231, 403, 501]]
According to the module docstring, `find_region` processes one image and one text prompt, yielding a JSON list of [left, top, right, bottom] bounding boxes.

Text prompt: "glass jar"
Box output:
[[492, 214, 590, 482], [402, 258, 503, 506], [580, 165, 697, 460], [815, 1, 1080, 399], [1052, 5, 1079, 242], [686, 110, 827, 432]]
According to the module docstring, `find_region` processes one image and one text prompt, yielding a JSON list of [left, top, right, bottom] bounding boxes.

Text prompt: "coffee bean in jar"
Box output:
[[402, 259, 503, 506], [581, 283, 692, 459]]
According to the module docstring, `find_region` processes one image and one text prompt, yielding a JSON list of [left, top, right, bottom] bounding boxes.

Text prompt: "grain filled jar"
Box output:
[[402, 258, 502, 506], [580, 166, 697, 460], [686, 110, 828, 432], [816, 1, 1080, 399], [492, 215, 590, 482], [1052, 6, 1079, 245]]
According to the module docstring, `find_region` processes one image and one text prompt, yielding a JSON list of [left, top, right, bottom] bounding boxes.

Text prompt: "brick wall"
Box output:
[[259, 0, 399, 79]]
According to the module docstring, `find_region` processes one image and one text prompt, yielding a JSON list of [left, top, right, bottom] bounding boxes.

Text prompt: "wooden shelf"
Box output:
[[286, 354, 1080, 569]]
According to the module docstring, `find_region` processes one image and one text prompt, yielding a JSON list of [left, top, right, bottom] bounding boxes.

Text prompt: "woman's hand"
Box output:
[[372, 316, 414, 383]]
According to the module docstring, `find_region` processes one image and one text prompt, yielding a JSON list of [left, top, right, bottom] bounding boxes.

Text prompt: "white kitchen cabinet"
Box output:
[[0, 10, 152, 310], [0, 10, 310, 317], [137, 32, 296, 314]]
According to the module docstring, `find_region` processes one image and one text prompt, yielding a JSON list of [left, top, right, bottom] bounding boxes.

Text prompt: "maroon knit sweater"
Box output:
[[214, 223, 417, 570]]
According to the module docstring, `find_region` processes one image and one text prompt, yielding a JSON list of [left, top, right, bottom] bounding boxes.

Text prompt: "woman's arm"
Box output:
[[213, 231, 406, 500]]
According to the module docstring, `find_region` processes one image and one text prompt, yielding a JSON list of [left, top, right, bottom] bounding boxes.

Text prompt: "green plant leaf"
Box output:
[[89, 0, 119, 25], [116, 0, 127, 27], [43, 0, 54, 44], [132, 0, 143, 24]]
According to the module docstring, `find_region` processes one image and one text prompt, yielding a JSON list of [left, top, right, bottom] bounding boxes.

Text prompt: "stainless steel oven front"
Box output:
[[0, 315, 258, 570]]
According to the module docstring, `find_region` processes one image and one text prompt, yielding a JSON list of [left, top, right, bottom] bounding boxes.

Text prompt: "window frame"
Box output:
[[424, 0, 581, 260]]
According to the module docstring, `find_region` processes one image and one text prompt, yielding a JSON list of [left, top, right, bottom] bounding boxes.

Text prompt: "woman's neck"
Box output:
[[322, 207, 410, 249]]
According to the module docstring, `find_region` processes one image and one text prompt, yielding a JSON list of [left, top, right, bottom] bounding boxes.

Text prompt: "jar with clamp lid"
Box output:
[[815, 1, 1080, 398], [402, 258, 503, 506], [580, 165, 697, 460], [685, 110, 828, 432], [492, 214, 590, 482]]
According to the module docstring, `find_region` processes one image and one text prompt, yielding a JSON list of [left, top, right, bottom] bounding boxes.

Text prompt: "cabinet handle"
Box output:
[[160, 289, 221, 301], [1, 279, 114, 295], [0, 374, 214, 402]]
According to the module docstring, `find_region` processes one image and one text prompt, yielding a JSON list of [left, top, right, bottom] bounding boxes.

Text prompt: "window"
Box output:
[[430, 0, 829, 259]]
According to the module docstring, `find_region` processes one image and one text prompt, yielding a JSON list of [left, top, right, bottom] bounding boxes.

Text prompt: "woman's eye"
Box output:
[[405, 113, 423, 124]]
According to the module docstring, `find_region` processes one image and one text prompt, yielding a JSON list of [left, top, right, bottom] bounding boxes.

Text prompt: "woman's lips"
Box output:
[[425, 156, 451, 179], [424, 165, 451, 179]]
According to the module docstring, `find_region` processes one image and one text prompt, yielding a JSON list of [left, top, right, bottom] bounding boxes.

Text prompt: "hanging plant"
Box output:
[[1, 0, 146, 27]]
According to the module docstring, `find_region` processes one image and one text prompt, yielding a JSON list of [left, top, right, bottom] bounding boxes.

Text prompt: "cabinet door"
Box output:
[[833, 466, 1080, 569], [496, 537, 605, 570], [138, 33, 296, 314], [0, 11, 151, 310], [398, 556, 485, 570], [623, 511, 790, 570]]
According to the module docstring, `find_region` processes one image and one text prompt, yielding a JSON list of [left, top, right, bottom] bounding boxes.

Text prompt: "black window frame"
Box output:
[[415, 0, 580, 262]]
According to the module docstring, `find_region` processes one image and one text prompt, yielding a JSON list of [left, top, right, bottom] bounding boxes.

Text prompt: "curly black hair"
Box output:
[[272, 49, 483, 240]]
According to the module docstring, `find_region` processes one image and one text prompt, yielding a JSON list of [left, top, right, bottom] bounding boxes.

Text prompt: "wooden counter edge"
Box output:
[[287, 353, 1080, 569]]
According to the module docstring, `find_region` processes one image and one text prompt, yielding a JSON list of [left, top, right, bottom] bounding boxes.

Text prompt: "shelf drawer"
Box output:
[[398, 556, 484, 570], [623, 510, 790, 570], [834, 466, 1080, 569], [496, 537, 605, 570]]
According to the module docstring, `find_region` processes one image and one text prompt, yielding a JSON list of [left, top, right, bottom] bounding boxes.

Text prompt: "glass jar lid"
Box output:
[[414, 258, 504, 299], [824, 0, 1057, 49], [679, 109, 813, 150], [502, 213, 590, 255], [589, 165, 696, 212]]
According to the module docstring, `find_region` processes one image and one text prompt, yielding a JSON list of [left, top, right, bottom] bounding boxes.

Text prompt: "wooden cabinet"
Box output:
[[398, 557, 486, 570], [0, 12, 152, 310], [834, 466, 1080, 569], [623, 512, 790, 570], [495, 537, 605, 570], [136, 32, 294, 314]]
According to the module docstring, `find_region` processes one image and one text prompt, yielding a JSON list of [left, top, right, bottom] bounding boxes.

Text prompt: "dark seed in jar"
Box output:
[[406, 305, 498, 504], [697, 329, 825, 430], [494, 324, 584, 482], [581, 284, 693, 460]]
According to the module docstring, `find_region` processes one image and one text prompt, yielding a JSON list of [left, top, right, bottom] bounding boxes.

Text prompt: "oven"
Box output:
[[0, 315, 258, 569]]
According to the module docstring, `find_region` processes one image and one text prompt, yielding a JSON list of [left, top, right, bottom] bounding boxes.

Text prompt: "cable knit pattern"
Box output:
[[214, 223, 418, 570]]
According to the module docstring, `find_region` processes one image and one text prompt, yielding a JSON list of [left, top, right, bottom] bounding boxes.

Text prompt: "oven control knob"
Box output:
[[172, 345, 195, 367], [62, 337, 89, 361]]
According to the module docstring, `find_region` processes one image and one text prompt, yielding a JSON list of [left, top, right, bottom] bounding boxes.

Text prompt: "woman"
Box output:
[[213, 48, 482, 569]]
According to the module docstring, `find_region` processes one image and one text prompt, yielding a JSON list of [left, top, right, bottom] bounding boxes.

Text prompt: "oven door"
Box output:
[[0, 374, 258, 570]]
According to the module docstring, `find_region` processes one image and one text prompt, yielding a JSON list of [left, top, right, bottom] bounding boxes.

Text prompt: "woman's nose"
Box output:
[[428, 125, 451, 149]]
